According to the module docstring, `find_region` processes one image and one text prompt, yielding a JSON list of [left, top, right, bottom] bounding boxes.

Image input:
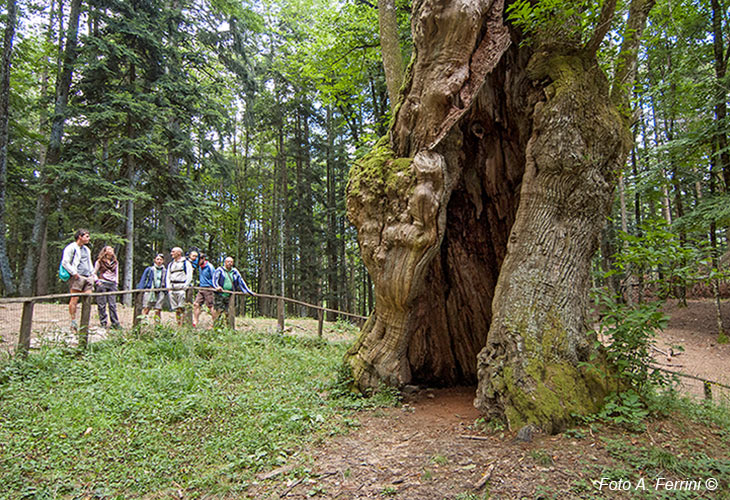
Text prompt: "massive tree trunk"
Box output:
[[346, 0, 643, 433]]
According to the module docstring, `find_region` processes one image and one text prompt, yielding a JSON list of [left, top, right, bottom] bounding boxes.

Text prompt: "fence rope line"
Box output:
[[650, 364, 730, 391], [0, 287, 370, 320], [253, 292, 368, 321], [4, 287, 370, 357]]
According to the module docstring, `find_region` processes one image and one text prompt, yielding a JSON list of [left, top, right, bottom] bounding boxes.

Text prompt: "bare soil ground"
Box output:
[[246, 300, 730, 499], [655, 300, 730, 401], [1, 299, 729, 499], [246, 386, 728, 499]]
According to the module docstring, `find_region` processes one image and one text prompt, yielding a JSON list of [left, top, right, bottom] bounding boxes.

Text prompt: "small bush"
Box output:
[[594, 292, 671, 393]]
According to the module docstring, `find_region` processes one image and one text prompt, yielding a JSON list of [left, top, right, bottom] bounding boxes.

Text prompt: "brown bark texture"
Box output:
[[346, 0, 634, 433], [378, 0, 405, 113], [0, 0, 18, 294]]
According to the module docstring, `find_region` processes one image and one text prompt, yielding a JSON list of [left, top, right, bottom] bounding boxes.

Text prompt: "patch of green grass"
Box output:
[[0, 324, 391, 499], [654, 391, 730, 431], [328, 361, 401, 410], [307, 485, 327, 497], [331, 318, 361, 336], [529, 449, 554, 467], [380, 485, 397, 496], [455, 492, 489, 500], [472, 416, 505, 434], [564, 428, 587, 439], [594, 430, 730, 498]]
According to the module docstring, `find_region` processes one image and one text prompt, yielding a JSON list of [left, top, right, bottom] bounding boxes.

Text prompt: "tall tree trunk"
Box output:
[[0, 0, 18, 295], [35, 1, 57, 297], [631, 137, 645, 303], [710, 141, 726, 337], [19, 0, 83, 296], [123, 72, 136, 307], [600, 219, 621, 300], [378, 0, 404, 113], [475, 49, 631, 432], [348, 0, 519, 389], [259, 197, 274, 317], [711, 0, 729, 190], [164, 145, 179, 251], [326, 106, 340, 320], [671, 161, 687, 304], [274, 78, 288, 303], [296, 101, 318, 314], [618, 172, 632, 305], [163, 0, 183, 252], [235, 109, 252, 314], [651, 100, 673, 224], [347, 0, 653, 433], [124, 180, 134, 306], [338, 211, 348, 312]]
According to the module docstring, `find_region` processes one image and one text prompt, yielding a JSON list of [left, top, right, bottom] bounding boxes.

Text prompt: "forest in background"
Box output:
[[0, 0, 729, 321]]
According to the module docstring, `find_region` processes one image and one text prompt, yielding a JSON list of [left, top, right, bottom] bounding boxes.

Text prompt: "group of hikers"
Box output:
[[60, 228, 254, 332]]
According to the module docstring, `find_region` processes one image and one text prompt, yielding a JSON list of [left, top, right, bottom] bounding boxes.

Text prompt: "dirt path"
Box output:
[[654, 300, 730, 401], [245, 300, 730, 499], [249, 386, 604, 499], [248, 385, 728, 500]]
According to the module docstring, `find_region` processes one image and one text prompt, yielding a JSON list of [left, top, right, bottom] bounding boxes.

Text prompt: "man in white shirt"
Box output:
[[61, 229, 94, 332], [166, 246, 192, 326]]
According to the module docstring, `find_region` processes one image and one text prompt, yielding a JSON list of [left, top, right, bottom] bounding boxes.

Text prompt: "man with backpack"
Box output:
[[166, 246, 193, 326], [60, 229, 94, 332]]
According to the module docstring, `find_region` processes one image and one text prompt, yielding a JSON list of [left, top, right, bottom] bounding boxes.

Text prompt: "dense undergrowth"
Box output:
[[0, 323, 396, 499]]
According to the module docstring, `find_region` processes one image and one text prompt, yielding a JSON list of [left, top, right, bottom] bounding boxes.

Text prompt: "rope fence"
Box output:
[[0, 287, 369, 357], [651, 365, 730, 403]]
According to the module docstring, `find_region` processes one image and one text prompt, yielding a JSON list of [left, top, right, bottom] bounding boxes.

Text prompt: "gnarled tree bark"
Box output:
[[347, 0, 650, 433]]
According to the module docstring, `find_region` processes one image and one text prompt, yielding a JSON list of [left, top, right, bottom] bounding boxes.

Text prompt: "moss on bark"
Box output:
[[492, 312, 611, 433], [347, 136, 414, 202]]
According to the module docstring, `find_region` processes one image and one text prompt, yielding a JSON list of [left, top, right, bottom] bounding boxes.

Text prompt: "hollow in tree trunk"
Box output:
[[346, 0, 636, 433]]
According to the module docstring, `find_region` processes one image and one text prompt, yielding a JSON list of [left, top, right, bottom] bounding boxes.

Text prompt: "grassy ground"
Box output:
[[0, 322, 393, 499]]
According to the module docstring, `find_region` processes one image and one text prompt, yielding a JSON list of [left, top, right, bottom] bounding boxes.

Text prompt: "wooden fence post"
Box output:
[[133, 290, 144, 328], [704, 380, 713, 401], [17, 300, 34, 357], [317, 307, 324, 338], [227, 294, 236, 330], [184, 288, 194, 326], [277, 298, 285, 331], [78, 295, 92, 350]]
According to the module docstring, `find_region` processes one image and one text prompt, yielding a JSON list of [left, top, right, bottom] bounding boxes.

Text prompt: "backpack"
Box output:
[[59, 246, 76, 282]]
